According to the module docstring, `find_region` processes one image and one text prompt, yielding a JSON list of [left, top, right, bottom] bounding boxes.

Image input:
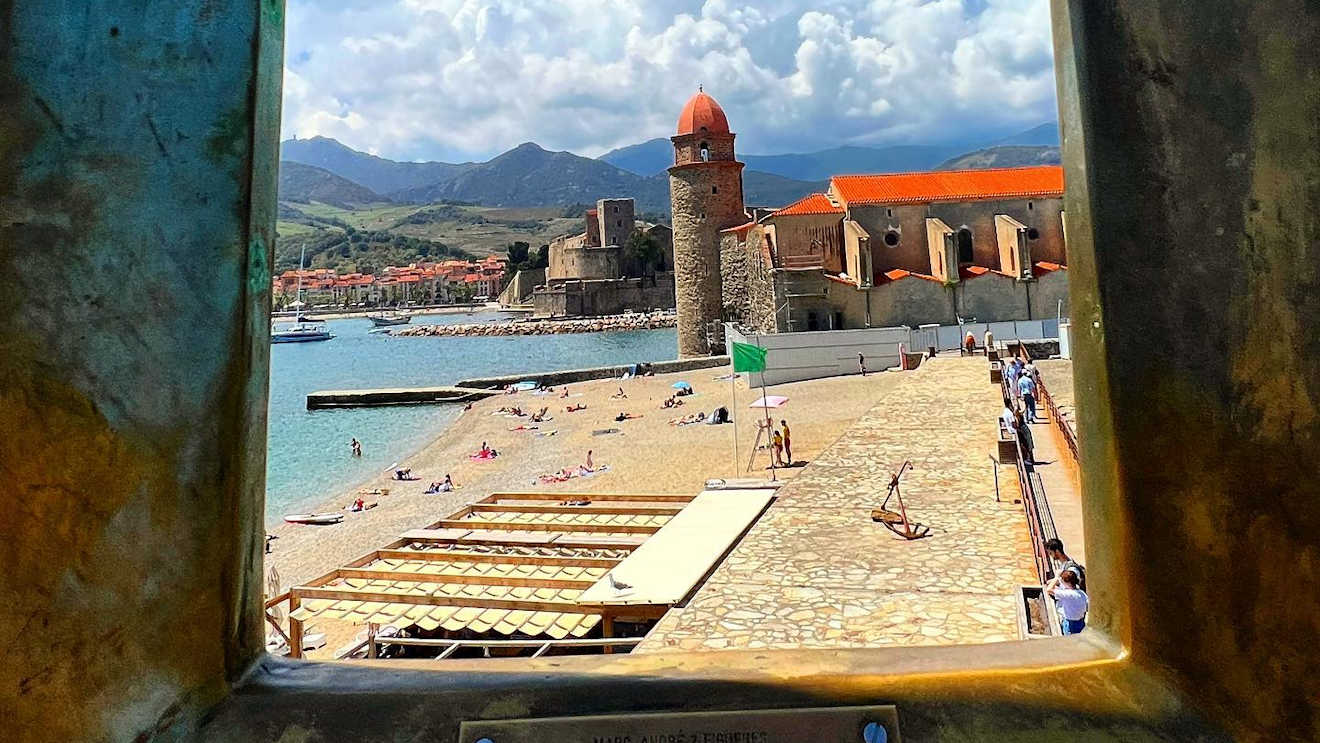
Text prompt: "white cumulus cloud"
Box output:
[[280, 0, 1058, 161]]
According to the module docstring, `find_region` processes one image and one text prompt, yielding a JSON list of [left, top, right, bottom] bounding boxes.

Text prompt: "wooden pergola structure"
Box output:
[[283, 492, 695, 658]]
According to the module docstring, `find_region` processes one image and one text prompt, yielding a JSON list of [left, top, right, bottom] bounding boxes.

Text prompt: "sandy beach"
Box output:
[[266, 364, 905, 589]]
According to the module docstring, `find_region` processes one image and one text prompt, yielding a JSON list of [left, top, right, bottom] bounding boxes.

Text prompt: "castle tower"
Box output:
[[669, 89, 746, 357]]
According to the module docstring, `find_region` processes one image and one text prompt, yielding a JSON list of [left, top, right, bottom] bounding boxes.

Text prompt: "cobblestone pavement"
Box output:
[[635, 357, 1037, 652]]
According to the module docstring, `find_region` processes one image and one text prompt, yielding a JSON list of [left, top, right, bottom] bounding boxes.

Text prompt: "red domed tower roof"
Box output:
[[676, 89, 730, 136]]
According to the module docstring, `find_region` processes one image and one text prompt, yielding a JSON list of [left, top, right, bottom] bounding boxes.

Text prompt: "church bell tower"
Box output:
[[668, 88, 747, 358]]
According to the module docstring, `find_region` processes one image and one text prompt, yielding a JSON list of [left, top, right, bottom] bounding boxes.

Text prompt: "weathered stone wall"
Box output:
[[597, 198, 635, 252], [929, 198, 1066, 269], [867, 276, 958, 328], [771, 212, 846, 272], [849, 203, 930, 276], [532, 276, 674, 318], [497, 268, 546, 305], [670, 159, 746, 356], [955, 272, 1030, 321], [848, 199, 1066, 277], [1028, 268, 1071, 319], [721, 226, 778, 333]]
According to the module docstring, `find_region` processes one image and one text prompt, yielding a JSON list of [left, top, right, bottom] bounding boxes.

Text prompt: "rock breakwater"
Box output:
[[392, 312, 676, 337]]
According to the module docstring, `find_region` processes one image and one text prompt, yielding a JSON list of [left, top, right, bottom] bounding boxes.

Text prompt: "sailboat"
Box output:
[[366, 310, 412, 327], [272, 247, 334, 343]]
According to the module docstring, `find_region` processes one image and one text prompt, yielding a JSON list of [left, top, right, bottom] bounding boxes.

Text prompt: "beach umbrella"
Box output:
[[748, 395, 789, 409], [672, 381, 692, 389]]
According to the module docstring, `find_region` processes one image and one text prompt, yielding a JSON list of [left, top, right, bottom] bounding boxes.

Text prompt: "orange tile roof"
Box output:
[[958, 264, 1016, 280], [831, 166, 1064, 206], [1034, 261, 1066, 273], [878, 268, 942, 284], [719, 220, 757, 238], [775, 193, 843, 217], [676, 90, 730, 136]]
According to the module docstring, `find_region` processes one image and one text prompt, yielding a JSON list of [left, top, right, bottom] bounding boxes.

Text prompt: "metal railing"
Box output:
[[1037, 379, 1079, 464], [998, 358, 1060, 585], [340, 634, 644, 661]]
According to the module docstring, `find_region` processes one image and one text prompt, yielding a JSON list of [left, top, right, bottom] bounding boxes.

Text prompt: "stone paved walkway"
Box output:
[[635, 357, 1038, 653]]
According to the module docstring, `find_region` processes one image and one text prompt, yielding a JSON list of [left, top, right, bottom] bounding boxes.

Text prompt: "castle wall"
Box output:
[[532, 276, 675, 318], [597, 198, 635, 251]]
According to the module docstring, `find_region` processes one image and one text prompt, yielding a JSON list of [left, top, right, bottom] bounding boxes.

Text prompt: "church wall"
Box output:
[[848, 204, 931, 276], [866, 277, 957, 328], [955, 273, 1030, 321], [1028, 269, 1071, 319], [771, 213, 846, 272], [928, 197, 1066, 268]]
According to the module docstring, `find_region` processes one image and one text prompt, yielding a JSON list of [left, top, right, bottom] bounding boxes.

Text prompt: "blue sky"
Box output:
[[281, 0, 1057, 163]]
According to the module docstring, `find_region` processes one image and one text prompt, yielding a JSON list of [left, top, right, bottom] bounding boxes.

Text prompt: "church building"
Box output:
[[667, 89, 1071, 355]]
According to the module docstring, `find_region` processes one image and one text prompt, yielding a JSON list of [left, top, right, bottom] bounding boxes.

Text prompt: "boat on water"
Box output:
[[367, 312, 412, 327], [283, 512, 343, 525], [271, 323, 334, 343], [272, 246, 335, 343]]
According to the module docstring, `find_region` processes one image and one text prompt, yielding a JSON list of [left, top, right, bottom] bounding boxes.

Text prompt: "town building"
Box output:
[[667, 90, 1070, 349], [530, 198, 675, 317], [271, 256, 506, 309]]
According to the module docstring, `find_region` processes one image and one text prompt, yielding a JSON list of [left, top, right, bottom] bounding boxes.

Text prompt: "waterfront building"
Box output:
[[271, 257, 506, 308]]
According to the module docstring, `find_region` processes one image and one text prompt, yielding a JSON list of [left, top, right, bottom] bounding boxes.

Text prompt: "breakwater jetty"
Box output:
[[306, 356, 730, 409], [391, 312, 675, 337]]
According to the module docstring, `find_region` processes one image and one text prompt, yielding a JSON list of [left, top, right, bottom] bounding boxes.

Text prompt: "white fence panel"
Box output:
[[726, 324, 909, 387]]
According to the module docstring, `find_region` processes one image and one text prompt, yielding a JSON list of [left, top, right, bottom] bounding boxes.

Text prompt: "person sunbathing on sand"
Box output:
[[614, 411, 641, 421], [566, 403, 586, 412], [560, 387, 570, 398], [611, 387, 627, 399]]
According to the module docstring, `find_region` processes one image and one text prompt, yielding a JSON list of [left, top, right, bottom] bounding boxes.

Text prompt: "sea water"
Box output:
[[266, 311, 676, 523]]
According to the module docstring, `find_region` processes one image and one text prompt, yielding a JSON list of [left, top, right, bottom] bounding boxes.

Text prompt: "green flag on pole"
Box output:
[[731, 341, 767, 373]]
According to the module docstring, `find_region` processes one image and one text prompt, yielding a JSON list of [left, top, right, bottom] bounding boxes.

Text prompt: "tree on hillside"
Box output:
[[624, 229, 663, 285]]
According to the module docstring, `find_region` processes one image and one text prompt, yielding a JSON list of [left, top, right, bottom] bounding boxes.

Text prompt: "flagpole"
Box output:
[[754, 330, 777, 482], [730, 359, 739, 479]]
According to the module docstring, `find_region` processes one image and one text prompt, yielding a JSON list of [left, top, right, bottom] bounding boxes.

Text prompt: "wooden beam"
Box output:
[[333, 567, 597, 590], [289, 595, 304, 659], [374, 549, 621, 568], [398, 529, 558, 546], [553, 534, 647, 549], [432, 519, 662, 535], [477, 491, 695, 504], [468, 503, 682, 517], [290, 585, 588, 613]]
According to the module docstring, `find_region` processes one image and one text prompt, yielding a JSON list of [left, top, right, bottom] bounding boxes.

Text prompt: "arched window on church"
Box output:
[[957, 227, 974, 265], [699, 142, 710, 162]]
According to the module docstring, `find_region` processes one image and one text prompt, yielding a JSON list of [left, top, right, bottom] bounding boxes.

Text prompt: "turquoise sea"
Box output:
[[266, 311, 676, 523]]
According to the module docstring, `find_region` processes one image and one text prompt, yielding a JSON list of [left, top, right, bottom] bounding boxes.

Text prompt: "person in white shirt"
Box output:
[[1000, 397, 1017, 435], [1047, 567, 1089, 635]]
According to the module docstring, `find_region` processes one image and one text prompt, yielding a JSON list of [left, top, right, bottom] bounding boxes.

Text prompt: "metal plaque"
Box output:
[[459, 705, 901, 743]]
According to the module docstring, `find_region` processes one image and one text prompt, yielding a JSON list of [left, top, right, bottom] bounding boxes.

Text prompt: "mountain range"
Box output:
[[278, 122, 1060, 213]]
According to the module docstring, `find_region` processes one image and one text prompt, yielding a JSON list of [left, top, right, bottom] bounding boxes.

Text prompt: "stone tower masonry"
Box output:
[[669, 89, 747, 357]]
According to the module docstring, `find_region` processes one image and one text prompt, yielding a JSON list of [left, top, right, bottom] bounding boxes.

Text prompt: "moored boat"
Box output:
[[367, 312, 412, 327], [283, 512, 343, 525], [272, 323, 334, 343]]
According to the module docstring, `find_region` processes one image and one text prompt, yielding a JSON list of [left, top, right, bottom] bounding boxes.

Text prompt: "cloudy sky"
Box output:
[[281, 0, 1058, 163]]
